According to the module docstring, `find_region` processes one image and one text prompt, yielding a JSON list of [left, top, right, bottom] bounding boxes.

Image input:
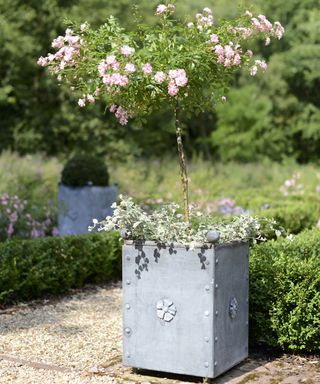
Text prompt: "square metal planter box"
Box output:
[[122, 240, 249, 378], [58, 184, 117, 235]]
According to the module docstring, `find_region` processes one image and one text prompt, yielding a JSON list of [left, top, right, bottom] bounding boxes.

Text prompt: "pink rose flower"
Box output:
[[224, 58, 231, 67], [78, 99, 85, 107], [142, 63, 153, 75], [274, 21, 285, 39], [120, 45, 135, 56], [125, 63, 136, 73], [115, 106, 129, 125], [37, 56, 48, 67], [175, 71, 188, 87], [215, 45, 224, 55], [224, 45, 234, 59], [250, 66, 258, 76], [247, 49, 253, 57], [51, 36, 64, 49], [154, 71, 166, 83], [65, 28, 73, 36], [111, 61, 120, 71], [168, 69, 179, 79], [255, 59, 268, 71], [210, 34, 219, 44], [233, 53, 241, 65], [217, 55, 224, 64], [98, 61, 107, 76], [103, 74, 112, 85], [119, 75, 129, 86], [106, 55, 117, 65], [156, 4, 167, 15], [168, 80, 179, 96], [109, 104, 117, 113], [87, 94, 95, 103]]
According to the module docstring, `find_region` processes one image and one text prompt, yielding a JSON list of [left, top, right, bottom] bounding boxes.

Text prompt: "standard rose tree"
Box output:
[[38, 4, 284, 222], [38, 7, 286, 377]]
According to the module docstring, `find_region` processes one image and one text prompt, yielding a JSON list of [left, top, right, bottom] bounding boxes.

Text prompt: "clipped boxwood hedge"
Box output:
[[256, 200, 319, 235], [1, 227, 319, 353], [250, 228, 320, 353], [61, 154, 110, 187], [0, 232, 121, 305]]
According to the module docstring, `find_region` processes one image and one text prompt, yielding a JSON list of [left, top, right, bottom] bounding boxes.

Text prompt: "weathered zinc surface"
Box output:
[[122, 241, 249, 379], [58, 184, 117, 235]]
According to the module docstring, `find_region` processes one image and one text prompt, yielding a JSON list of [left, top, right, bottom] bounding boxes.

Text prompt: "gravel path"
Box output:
[[0, 283, 319, 384]]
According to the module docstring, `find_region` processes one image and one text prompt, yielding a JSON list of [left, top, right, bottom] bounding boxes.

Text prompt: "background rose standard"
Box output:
[[37, 4, 284, 223]]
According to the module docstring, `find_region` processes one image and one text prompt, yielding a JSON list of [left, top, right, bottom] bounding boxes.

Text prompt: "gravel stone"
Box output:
[[0, 282, 319, 384]]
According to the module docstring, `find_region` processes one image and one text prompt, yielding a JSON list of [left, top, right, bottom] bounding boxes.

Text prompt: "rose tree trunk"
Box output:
[[174, 102, 189, 222]]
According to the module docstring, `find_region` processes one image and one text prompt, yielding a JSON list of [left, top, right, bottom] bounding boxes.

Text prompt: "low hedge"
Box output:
[[256, 200, 318, 235], [1, 227, 319, 353], [0, 232, 121, 305], [250, 228, 320, 353]]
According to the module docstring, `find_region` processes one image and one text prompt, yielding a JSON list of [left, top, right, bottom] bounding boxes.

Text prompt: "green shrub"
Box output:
[[61, 154, 110, 187], [256, 200, 319, 235], [0, 232, 121, 305], [250, 229, 320, 353]]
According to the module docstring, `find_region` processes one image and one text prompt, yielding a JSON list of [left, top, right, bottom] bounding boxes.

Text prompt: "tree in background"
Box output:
[[212, 0, 320, 162], [0, 0, 319, 163], [0, 0, 134, 160]]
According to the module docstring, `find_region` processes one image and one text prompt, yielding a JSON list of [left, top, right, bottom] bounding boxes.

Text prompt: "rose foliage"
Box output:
[[38, 4, 284, 126]]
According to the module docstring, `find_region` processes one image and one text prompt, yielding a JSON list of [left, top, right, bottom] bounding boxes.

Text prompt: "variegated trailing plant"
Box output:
[[89, 195, 283, 249]]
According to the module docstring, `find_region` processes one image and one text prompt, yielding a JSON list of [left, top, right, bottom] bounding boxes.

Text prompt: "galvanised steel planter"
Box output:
[[58, 184, 117, 235], [122, 240, 249, 379]]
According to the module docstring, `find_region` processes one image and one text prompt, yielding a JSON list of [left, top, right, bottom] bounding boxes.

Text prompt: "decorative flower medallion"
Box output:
[[156, 299, 177, 322], [229, 297, 238, 319]]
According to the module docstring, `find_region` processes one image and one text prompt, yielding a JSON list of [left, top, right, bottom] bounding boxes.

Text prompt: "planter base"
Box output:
[[122, 241, 249, 378]]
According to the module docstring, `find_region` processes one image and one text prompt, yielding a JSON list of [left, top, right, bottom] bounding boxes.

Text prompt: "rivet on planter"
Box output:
[[126, 352, 131, 358], [125, 303, 131, 310], [205, 260, 210, 266], [246, 321, 249, 326], [215, 258, 219, 264], [246, 298, 249, 303], [204, 310, 210, 317], [125, 327, 132, 336], [215, 337, 218, 342], [205, 285, 210, 292], [215, 284, 219, 289], [204, 362, 209, 368], [204, 337, 209, 343], [214, 361, 218, 366], [126, 279, 131, 285], [126, 255, 131, 261], [215, 311, 219, 316]]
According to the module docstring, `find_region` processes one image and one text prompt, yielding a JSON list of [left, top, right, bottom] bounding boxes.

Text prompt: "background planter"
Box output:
[[122, 240, 249, 379], [58, 184, 117, 235]]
